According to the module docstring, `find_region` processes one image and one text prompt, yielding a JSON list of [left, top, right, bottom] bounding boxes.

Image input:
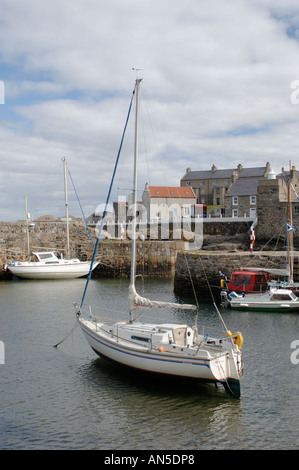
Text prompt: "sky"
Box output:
[[1, 0, 299, 221]]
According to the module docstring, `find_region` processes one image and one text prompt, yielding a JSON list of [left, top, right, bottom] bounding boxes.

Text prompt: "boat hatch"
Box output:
[[131, 335, 151, 343]]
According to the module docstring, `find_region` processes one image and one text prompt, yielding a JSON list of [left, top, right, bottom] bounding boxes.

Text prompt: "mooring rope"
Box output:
[[53, 321, 78, 348]]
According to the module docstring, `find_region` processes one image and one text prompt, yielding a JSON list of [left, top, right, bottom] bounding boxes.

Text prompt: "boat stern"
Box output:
[[210, 347, 243, 398], [221, 378, 241, 398]]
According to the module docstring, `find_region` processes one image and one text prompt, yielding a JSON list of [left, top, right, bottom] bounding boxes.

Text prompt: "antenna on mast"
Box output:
[[132, 67, 142, 79]]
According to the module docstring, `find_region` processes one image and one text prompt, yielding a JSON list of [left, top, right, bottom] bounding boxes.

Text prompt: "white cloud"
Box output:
[[1, 0, 299, 220]]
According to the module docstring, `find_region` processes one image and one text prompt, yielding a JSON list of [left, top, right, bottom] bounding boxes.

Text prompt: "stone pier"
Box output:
[[1, 221, 296, 297]]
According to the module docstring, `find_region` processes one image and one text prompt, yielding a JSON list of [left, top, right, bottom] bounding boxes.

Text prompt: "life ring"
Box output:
[[226, 330, 243, 350]]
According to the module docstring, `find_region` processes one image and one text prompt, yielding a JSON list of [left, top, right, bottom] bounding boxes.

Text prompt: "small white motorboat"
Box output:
[[221, 287, 299, 312]]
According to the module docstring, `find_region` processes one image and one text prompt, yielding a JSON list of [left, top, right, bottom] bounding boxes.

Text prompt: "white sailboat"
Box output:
[[8, 159, 99, 280], [75, 78, 244, 397]]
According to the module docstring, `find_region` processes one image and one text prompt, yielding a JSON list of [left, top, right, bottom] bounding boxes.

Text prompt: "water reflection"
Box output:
[[1, 277, 298, 449], [79, 356, 244, 450]]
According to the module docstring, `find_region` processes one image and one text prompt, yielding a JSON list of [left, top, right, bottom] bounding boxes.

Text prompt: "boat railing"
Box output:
[[93, 319, 237, 353]]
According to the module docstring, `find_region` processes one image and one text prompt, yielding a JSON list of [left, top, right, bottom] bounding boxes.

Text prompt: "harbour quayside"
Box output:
[[7, 159, 98, 280], [74, 78, 244, 397]]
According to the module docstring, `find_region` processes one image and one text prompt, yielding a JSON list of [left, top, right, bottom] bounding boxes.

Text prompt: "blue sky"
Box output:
[[1, 0, 299, 220]]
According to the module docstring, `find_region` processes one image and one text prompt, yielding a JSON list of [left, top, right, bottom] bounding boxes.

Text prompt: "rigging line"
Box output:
[[244, 222, 287, 268], [182, 251, 199, 309], [140, 96, 151, 186], [80, 87, 135, 309], [68, 168, 95, 248], [198, 254, 229, 333]]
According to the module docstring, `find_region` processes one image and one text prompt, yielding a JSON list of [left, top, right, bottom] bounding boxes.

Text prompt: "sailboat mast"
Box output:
[[287, 173, 294, 283], [130, 78, 142, 311], [63, 157, 70, 259], [24, 195, 30, 259]]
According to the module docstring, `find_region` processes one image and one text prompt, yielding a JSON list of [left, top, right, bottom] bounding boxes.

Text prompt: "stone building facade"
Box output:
[[180, 163, 270, 212], [256, 166, 299, 244]]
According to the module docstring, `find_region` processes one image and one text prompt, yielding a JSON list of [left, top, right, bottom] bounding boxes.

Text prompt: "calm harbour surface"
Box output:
[[1, 276, 298, 450]]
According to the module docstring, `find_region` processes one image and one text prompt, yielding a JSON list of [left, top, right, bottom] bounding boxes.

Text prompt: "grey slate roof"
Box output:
[[226, 177, 259, 196], [181, 166, 267, 181]]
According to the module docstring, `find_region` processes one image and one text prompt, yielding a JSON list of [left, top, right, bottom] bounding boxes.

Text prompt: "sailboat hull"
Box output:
[[78, 318, 242, 396], [8, 261, 99, 280]]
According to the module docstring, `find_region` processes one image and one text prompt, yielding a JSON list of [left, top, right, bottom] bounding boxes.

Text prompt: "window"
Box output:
[[186, 181, 190, 186], [200, 181, 205, 186], [183, 206, 191, 217], [233, 209, 238, 217], [233, 196, 238, 205], [213, 180, 217, 185], [250, 196, 256, 205]]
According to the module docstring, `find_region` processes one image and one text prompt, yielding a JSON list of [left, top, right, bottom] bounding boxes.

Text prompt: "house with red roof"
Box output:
[[142, 183, 196, 221]]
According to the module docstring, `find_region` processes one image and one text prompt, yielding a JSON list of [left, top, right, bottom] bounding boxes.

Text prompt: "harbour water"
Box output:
[[1, 276, 298, 450]]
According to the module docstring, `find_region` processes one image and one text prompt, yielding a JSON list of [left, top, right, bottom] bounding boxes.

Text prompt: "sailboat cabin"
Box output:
[[228, 270, 273, 293]]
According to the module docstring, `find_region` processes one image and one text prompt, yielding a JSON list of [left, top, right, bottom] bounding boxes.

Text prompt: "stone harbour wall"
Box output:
[[0, 220, 188, 279], [1, 221, 296, 297], [96, 240, 188, 278], [0, 221, 96, 264]]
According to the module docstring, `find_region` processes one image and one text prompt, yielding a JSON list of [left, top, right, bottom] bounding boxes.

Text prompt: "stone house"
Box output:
[[256, 166, 299, 242], [142, 184, 196, 221], [181, 163, 271, 215], [225, 177, 264, 218]]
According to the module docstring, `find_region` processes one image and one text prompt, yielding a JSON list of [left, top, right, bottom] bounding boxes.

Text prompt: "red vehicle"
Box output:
[[227, 270, 273, 294]]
